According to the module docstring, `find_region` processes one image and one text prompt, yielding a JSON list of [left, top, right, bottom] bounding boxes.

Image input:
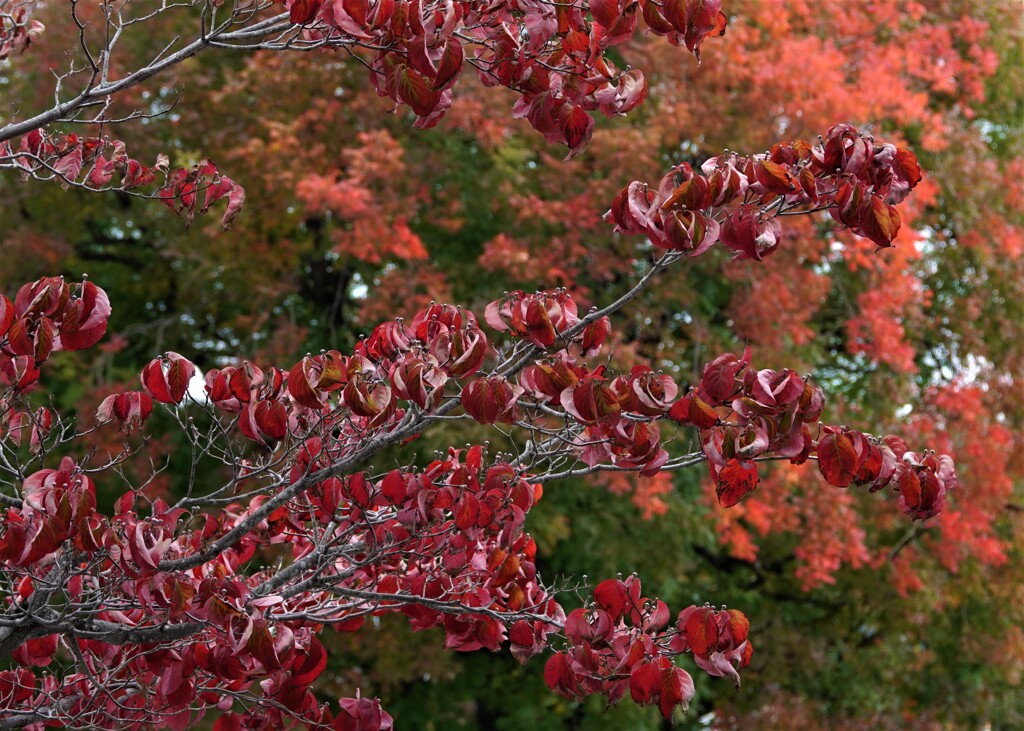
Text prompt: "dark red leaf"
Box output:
[[715, 458, 759, 507], [289, 0, 321, 24], [398, 67, 442, 116], [817, 430, 861, 487], [433, 40, 464, 90]]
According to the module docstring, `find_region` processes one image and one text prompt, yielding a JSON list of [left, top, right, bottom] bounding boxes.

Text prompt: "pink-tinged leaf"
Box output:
[[483, 299, 510, 332], [87, 156, 116, 187], [52, 145, 83, 188], [693, 649, 742, 686], [564, 608, 612, 644], [658, 664, 695, 718], [202, 176, 247, 229], [59, 282, 111, 351], [645, 600, 671, 632], [885, 147, 923, 204]]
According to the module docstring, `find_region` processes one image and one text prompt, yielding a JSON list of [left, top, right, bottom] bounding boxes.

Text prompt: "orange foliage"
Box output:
[[600, 472, 674, 520]]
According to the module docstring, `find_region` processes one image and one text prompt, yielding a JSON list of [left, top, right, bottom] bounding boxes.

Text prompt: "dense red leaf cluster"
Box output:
[[607, 123, 923, 254], [544, 577, 752, 719], [672, 347, 956, 519], [279, 0, 725, 154], [0, 130, 245, 228]]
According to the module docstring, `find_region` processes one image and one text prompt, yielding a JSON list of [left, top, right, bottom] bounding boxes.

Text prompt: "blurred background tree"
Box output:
[[1, 0, 1021, 727]]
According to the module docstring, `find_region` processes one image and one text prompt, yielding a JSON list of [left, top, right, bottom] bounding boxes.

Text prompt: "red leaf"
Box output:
[[683, 606, 719, 657], [564, 608, 612, 644], [699, 351, 747, 404], [290, 637, 328, 685], [343, 0, 368, 24], [254, 401, 288, 441], [509, 620, 534, 647], [380, 470, 407, 504], [398, 67, 441, 116], [491, 551, 520, 585], [668, 392, 719, 429], [658, 664, 695, 718], [581, 316, 611, 356], [544, 652, 578, 697], [560, 105, 594, 154], [22, 513, 67, 565], [629, 659, 661, 706], [141, 353, 195, 404], [817, 430, 861, 487], [214, 714, 242, 731], [593, 578, 629, 621], [590, 0, 620, 27], [246, 620, 281, 670], [58, 282, 110, 351], [715, 458, 759, 507], [754, 159, 797, 195], [724, 609, 749, 645], [165, 353, 194, 403], [287, 358, 325, 409], [858, 194, 901, 247], [454, 494, 480, 531], [289, 0, 321, 24], [0, 295, 13, 337], [433, 40, 464, 90], [683, 0, 727, 58]]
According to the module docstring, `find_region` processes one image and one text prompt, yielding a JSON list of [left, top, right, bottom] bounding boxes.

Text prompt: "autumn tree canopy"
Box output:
[[0, 0, 1021, 729]]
